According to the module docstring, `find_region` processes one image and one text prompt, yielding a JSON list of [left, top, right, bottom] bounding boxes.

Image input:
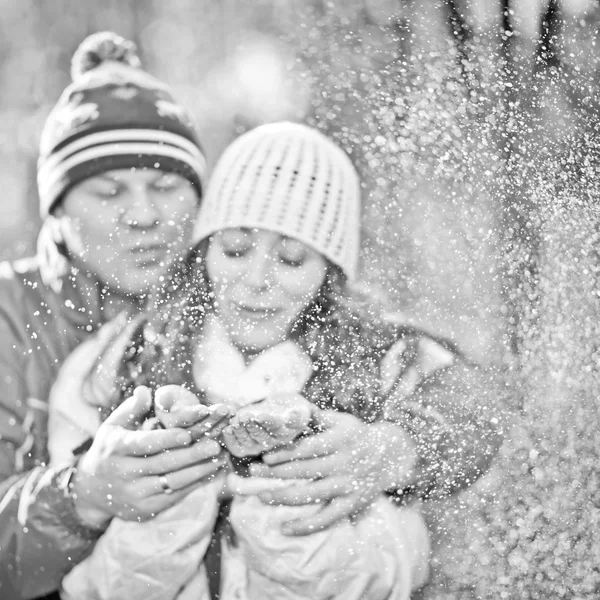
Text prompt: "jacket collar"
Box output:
[[38, 221, 143, 332]]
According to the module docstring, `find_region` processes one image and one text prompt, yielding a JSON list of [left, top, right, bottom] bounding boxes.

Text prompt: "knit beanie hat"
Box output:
[[37, 31, 207, 217], [192, 122, 361, 280]]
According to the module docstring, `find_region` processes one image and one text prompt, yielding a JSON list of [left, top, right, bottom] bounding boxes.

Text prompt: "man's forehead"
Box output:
[[88, 168, 175, 182]]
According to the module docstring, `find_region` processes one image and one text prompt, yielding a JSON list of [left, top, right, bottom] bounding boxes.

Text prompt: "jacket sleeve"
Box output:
[[0, 307, 101, 600], [381, 334, 507, 502]]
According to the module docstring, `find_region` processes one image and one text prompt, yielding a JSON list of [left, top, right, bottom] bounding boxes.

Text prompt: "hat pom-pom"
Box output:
[[71, 31, 141, 81]]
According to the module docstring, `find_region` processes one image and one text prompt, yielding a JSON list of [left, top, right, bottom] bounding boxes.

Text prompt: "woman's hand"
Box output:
[[249, 410, 417, 535], [222, 393, 313, 458], [72, 387, 227, 529], [153, 384, 232, 440]]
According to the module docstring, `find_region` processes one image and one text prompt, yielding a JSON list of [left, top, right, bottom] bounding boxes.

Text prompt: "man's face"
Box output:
[[56, 168, 199, 296]]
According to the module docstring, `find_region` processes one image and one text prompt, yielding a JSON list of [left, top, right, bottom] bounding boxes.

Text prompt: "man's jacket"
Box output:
[[0, 256, 136, 600]]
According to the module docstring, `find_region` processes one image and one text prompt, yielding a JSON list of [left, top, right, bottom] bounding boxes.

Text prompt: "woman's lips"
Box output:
[[235, 305, 281, 320]]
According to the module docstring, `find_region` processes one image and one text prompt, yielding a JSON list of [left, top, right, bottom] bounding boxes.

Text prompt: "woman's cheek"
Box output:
[[282, 268, 326, 300]]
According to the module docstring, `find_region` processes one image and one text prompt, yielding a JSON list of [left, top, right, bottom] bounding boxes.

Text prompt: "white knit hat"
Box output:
[[192, 122, 361, 280]]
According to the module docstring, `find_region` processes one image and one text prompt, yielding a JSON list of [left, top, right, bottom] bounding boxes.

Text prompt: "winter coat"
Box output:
[[49, 311, 505, 599], [49, 319, 431, 600], [0, 257, 505, 599], [0, 255, 138, 600]]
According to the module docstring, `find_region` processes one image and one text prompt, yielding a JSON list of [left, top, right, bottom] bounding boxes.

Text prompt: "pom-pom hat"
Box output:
[[37, 32, 207, 217], [192, 122, 361, 280]]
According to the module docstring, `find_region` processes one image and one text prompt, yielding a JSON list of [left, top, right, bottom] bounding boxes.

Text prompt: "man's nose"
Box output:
[[121, 186, 161, 228]]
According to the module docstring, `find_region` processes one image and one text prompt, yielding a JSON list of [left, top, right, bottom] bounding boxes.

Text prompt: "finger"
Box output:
[[245, 421, 273, 445], [112, 427, 193, 457], [154, 385, 199, 412], [124, 478, 221, 519], [159, 405, 213, 429], [104, 387, 153, 430], [258, 476, 352, 505], [209, 403, 233, 420], [221, 427, 239, 454], [262, 430, 338, 465], [281, 494, 371, 536], [158, 476, 224, 510], [150, 456, 227, 495], [252, 453, 343, 479], [228, 425, 263, 458], [121, 438, 223, 474], [189, 416, 230, 442], [200, 405, 233, 432], [250, 413, 286, 435], [263, 433, 344, 466], [232, 422, 259, 448]]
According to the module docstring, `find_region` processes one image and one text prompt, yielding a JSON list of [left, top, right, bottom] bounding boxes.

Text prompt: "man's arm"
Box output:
[[0, 310, 102, 600], [383, 343, 507, 501], [247, 329, 508, 535]]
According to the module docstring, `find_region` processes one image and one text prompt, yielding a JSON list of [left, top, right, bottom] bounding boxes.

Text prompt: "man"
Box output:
[[0, 32, 225, 599]]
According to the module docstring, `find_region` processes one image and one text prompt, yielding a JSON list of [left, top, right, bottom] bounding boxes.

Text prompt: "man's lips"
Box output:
[[128, 243, 169, 266], [129, 242, 167, 254]]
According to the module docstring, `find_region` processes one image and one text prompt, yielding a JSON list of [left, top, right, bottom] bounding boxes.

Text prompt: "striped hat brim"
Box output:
[[38, 129, 207, 215]]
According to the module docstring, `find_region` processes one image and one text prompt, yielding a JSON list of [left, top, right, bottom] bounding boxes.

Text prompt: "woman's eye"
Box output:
[[279, 254, 306, 267]]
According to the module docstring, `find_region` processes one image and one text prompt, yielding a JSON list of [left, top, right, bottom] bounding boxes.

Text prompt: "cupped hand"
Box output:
[[154, 384, 232, 440], [222, 394, 312, 458], [72, 386, 227, 529], [248, 410, 417, 535]]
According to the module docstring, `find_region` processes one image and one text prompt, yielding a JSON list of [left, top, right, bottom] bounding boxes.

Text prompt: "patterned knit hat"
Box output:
[[192, 122, 361, 280], [37, 31, 207, 217]]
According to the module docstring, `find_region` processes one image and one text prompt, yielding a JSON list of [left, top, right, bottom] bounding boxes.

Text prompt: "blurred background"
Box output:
[[1, 0, 599, 597]]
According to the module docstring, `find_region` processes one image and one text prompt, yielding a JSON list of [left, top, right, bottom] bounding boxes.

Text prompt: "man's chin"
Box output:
[[107, 264, 170, 297]]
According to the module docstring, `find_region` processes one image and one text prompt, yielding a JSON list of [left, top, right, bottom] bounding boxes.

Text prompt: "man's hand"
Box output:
[[249, 410, 417, 535], [72, 386, 227, 528]]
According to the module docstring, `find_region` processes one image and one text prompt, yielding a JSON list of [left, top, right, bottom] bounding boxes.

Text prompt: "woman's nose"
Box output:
[[244, 254, 274, 291], [120, 186, 161, 228]]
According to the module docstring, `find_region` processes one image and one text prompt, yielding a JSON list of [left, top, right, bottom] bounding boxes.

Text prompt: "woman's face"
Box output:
[[56, 168, 199, 296], [206, 228, 328, 354]]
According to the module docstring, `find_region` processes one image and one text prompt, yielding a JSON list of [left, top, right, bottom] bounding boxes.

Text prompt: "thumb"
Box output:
[[103, 386, 153, 430]]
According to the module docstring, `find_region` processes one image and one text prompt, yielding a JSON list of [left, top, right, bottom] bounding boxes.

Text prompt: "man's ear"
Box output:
[[51, 211, 85, 255]]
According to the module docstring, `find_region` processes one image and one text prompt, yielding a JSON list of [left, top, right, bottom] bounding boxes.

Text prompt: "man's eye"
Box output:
[[95, 185, 122, 198], [153, 176, 180, 191]]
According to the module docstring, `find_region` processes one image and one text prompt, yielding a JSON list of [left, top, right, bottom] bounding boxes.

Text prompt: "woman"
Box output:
[[50, 122, 504, 599]]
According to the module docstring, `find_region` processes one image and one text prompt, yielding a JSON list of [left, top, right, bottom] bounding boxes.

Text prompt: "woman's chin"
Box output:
[[232, 335, 284, 357]]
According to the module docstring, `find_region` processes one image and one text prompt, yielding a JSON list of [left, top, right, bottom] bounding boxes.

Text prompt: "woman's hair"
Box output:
[[117, 240, 402, 423]]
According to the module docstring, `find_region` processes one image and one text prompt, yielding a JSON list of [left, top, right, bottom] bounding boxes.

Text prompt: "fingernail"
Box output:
[[263, 453, 279, 465]]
